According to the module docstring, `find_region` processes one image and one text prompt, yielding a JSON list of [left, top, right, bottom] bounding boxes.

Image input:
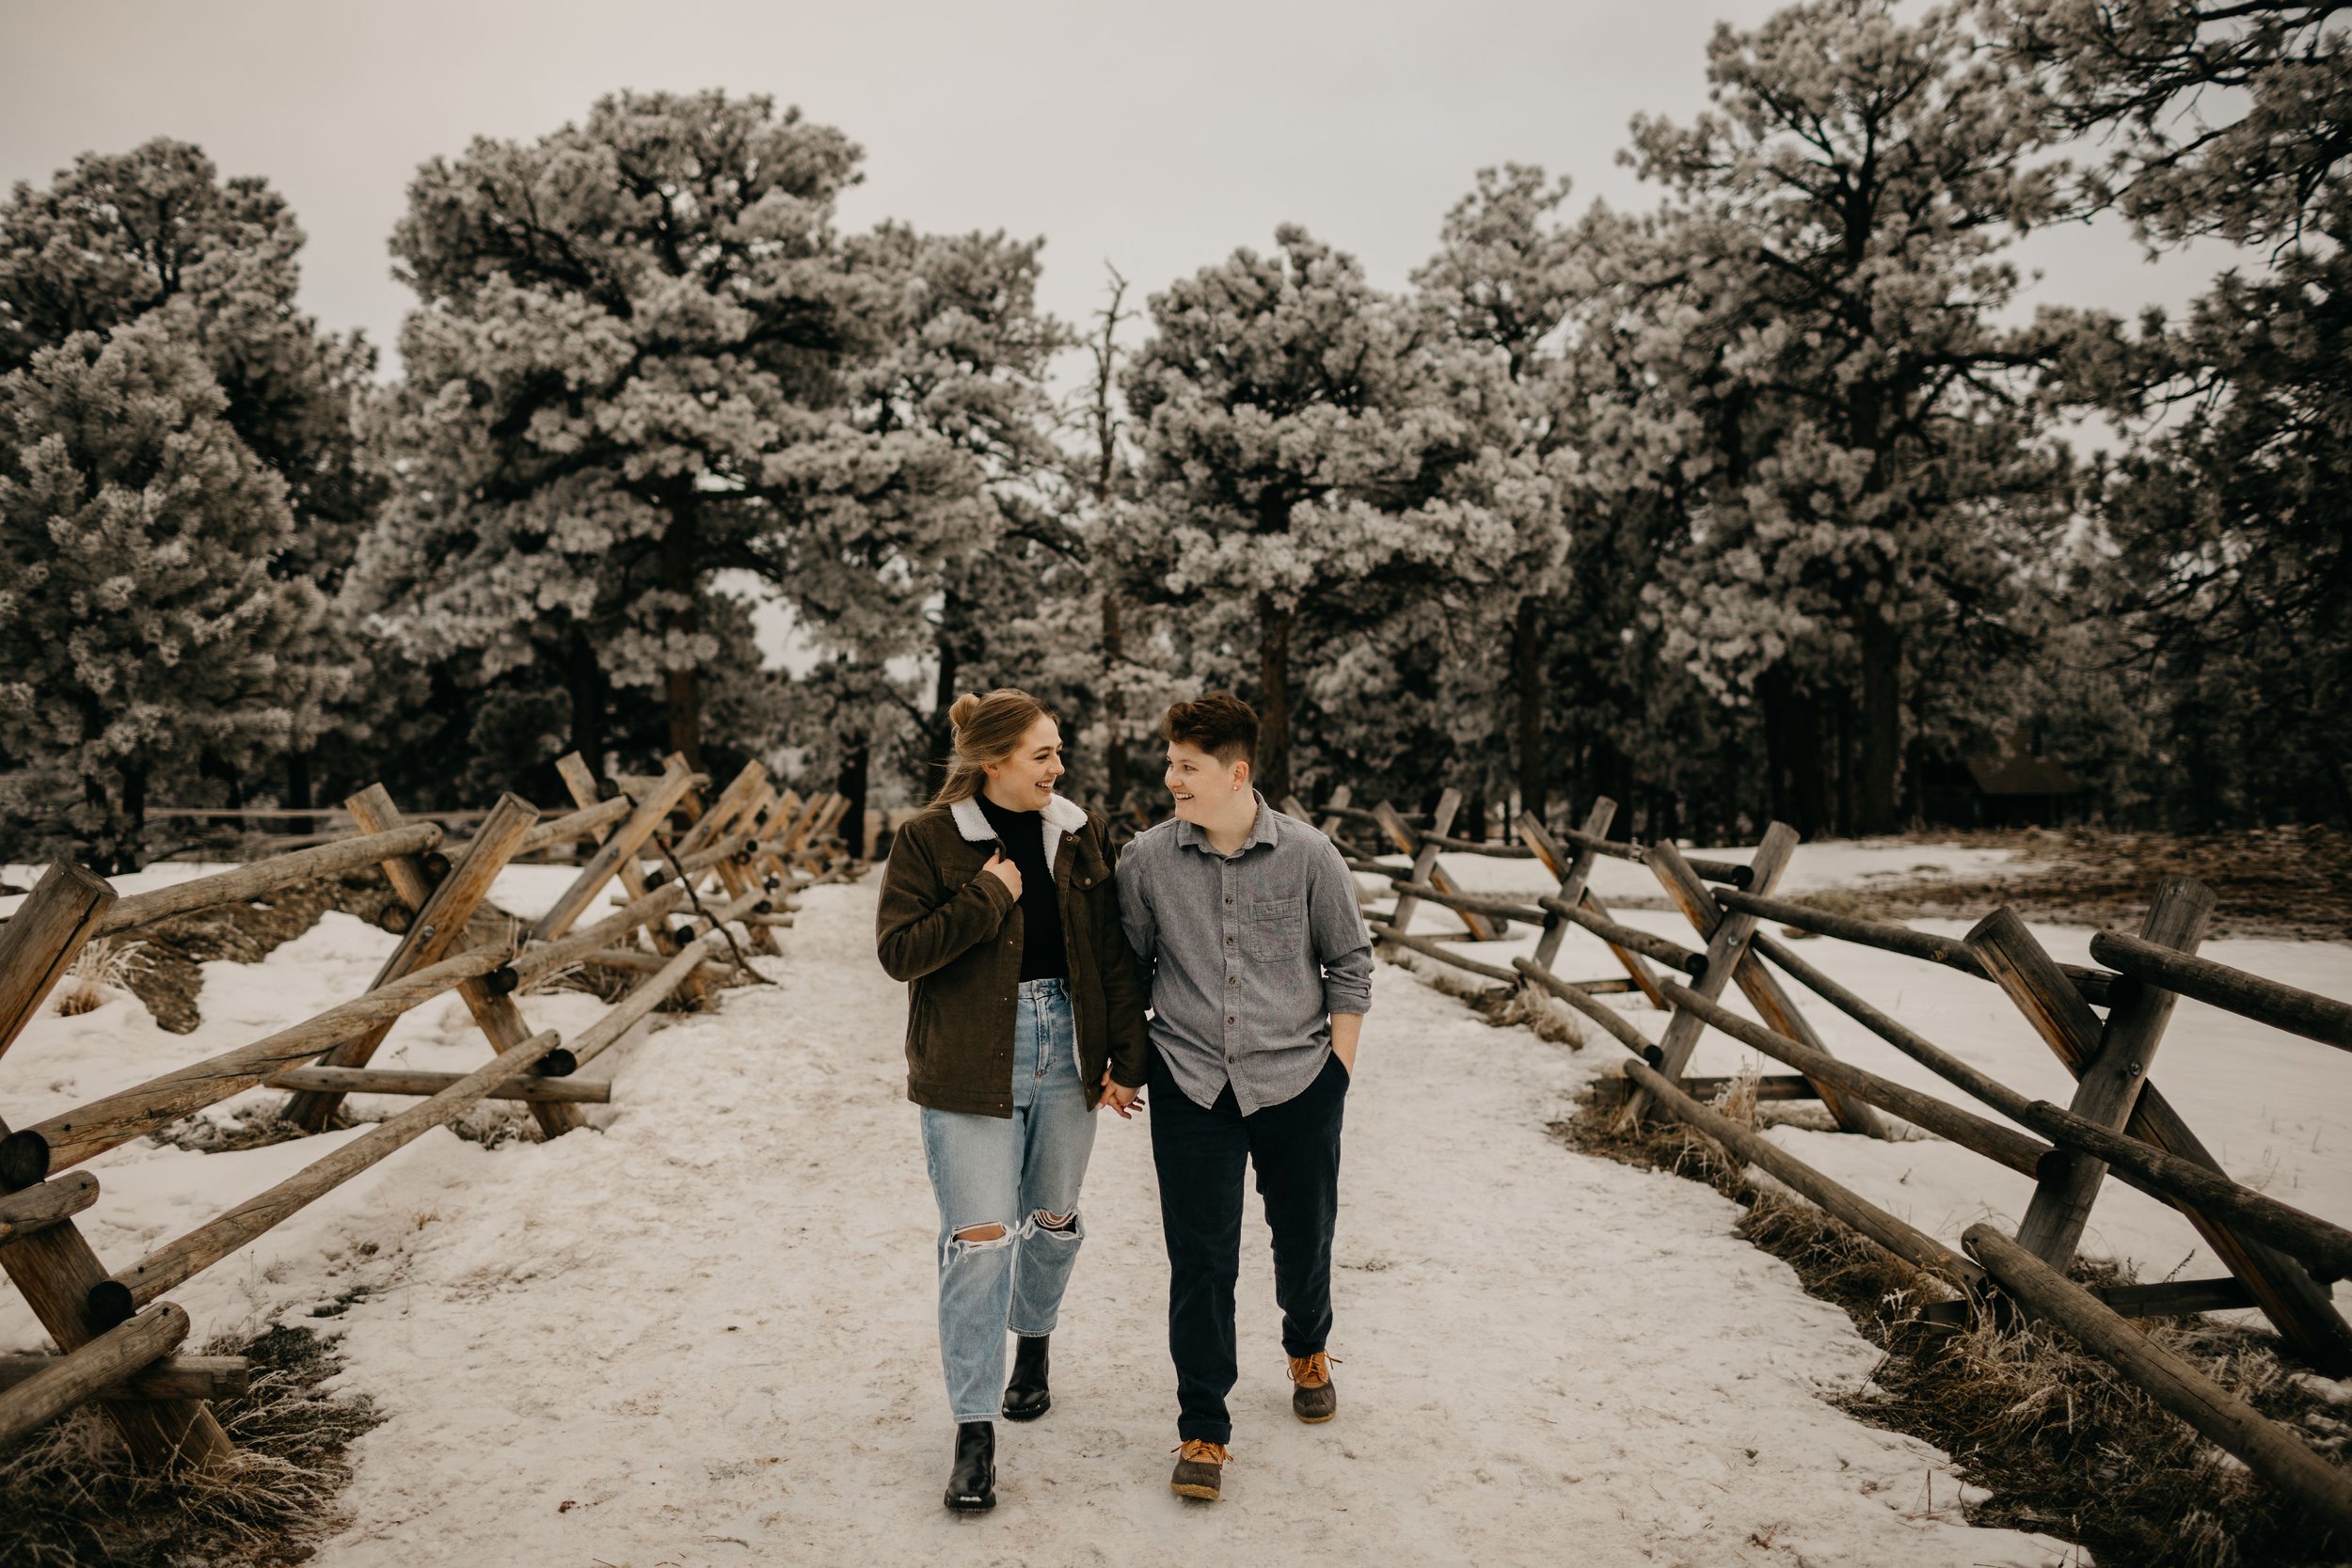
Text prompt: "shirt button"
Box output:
[[1227, 975, 1236, 986], [1227, 1016, 1235, 1025], [1226, 936, 1234, 945], [1225, 896, 1232, 905]]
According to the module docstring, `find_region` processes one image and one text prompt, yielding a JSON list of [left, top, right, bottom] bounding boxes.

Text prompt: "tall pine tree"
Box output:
[[0, 138, 376, 809], [0, 325, 339, 868], [1120, 226, 1518, 802]]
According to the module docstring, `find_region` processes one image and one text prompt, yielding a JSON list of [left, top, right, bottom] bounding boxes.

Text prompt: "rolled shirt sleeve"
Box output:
[[1309, 835, 1375, 1016]]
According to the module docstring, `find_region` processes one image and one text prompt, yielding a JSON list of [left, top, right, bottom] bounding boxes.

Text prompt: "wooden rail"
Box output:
[[0, 746, 811, 1465], [2091, 927, 2352, 1053], [95, 825, 446, 935], [1309, 782, 2352, 1530]]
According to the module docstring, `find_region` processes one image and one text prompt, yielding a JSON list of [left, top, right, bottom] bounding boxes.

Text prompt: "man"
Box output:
[[1117, 692, 1374, 1502]]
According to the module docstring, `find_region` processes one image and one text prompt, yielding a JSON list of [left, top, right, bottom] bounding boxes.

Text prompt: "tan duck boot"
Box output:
[[1288, 1352, 1337, 1423], [1169, 1438, 1232, 1500]]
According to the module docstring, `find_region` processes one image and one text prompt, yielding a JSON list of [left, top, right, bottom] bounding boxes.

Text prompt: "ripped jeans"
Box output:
[[919, 977, 1098, 1424]]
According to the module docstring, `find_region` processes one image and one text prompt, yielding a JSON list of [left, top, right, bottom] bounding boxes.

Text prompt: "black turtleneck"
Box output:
[[976, 792, 1068, 981]]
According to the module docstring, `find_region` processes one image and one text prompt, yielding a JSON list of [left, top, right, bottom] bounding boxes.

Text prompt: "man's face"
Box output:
[[1165, 739, 1244, 824]]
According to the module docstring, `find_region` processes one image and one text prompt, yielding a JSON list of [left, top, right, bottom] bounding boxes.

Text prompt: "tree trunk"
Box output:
[[565, 626, 608, 784], [1598, 737, 1635, 829], [1717, 736, 1745, 844], [1512, 597, 1547, 822], [1835, 690, 1857, 837], [287, 748, 314, 839], [1903, 730, 1926, 830], [1857, 616, 1902, 834], [1256, 595, 1294, 804], [928, 600, 963, 800], [838, 737, 869, 860], [1761, 680, 1792, 829], [120, 763, 148, 875], [660, 500, 704, 770], [1763, 674, 1828, 840], [1102, 588, 1127, 814]]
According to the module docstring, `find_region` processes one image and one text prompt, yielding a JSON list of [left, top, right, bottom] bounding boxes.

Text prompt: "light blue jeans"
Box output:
[[919, 977, 1099, 1424]]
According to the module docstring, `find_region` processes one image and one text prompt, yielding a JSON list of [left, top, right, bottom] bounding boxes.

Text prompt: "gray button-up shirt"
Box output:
[[1117, 794, 1375, 1114]]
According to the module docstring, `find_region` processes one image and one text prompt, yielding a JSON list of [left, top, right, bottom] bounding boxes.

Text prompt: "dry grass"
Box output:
[[53, 937, 151, 1017], [103, 870, 510, 1034], [0, 1323, 380, 1568], [1823, 824, 2352, 942], [147, 1102, 318, 1156], [1558, 1085, 2352, 1567], [1487, 983, 1590, 1050]]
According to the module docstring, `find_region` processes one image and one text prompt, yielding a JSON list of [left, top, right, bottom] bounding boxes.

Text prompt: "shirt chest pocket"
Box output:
[[1243, 895, 1305, 962]]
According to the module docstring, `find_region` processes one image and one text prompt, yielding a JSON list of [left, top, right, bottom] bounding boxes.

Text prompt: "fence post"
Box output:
[[1513, 800, 1666, 1006], [555, 752, 703, 997], [532, 760, 699, 944], [1647, 847, 1889, 1139], [1381, 791, 1454, 936], [1616, 826, 1799, 1129], [280, 790, 559, 1133], [1971, 901, 2352, 1373], [4, 870, 236, 1462], [0, 863, 116, 1066], [1374, 793, 1499, 941], [1315, 784, 1354, 842], [665, 764, 780, 956], [2012, 879, 2213, 1264]]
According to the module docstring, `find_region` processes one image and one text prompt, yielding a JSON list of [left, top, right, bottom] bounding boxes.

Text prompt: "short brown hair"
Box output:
[[1162, 692, 1258, 768]]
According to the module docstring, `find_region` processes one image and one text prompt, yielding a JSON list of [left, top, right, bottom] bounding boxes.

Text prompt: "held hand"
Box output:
[[1100, 1070, 1142, 1118], [981, 850, 1022, 898]]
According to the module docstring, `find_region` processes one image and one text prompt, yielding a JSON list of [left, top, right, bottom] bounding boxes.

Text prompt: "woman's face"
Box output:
[[984, 716, 1065, 810]]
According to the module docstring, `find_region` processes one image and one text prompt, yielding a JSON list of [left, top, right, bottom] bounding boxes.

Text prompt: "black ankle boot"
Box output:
[[1002, 1335, 1051, 1422], [944, 1420, 995, 1511]]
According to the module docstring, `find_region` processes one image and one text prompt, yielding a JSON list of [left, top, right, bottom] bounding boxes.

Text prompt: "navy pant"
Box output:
[[1148, 1047, 1348, 1445]]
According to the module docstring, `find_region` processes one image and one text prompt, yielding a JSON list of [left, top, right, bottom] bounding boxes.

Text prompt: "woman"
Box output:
[[875, 689, 1151, 1512]]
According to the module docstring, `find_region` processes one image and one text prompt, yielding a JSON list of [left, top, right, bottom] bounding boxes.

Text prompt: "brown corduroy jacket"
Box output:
[[875, 793, 1151, 1117]]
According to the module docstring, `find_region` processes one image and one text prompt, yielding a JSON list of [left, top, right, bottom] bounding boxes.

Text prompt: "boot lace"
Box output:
[[1287, 1352, 1337, 1388], [1175, 1439, 1232, 1465]]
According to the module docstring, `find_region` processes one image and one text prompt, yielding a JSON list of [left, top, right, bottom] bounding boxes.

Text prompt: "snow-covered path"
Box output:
[[280, 875, 2073, 1568]]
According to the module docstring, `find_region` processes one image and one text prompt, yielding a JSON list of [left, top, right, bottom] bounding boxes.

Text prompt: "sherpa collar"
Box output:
[[949, 790, 1088, 870]]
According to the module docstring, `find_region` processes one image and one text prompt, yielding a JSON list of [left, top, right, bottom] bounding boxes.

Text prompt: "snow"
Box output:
[[1399, 837, 2026, 906], [0, 851, 2118, 1565], [1385, 850, 2352, 1312]]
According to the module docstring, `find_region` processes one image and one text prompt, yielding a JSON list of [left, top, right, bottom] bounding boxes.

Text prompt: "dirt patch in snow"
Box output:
[[1556, 1084, 2351, 1568], [1819, 826, 2352, 942], [107, 871, 502, 1036], [0, 1322, 381, 1568]]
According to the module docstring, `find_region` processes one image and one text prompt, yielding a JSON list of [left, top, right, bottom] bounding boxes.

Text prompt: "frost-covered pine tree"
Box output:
[[356, 90, 979, 780], [1619, 0, 2106, 832], [1993, 0, 2352, 822], [0, 138, 377, 809], [827, 223, 1073, 806], [1120, 226, 1518, 803], [0, 325, 338, 869], [1411, 166, 1581, 820]]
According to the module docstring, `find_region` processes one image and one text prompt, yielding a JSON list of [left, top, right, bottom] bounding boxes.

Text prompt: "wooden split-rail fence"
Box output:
[[0, 754, 858, 1466], [1286, 784, 2352, 1541]]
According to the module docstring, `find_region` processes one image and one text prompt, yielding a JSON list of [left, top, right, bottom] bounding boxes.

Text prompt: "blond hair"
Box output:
[[930, 689, 1054, 806]]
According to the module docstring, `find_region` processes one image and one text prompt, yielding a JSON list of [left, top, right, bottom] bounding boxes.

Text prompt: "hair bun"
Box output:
[[947, 692, 983, 731]]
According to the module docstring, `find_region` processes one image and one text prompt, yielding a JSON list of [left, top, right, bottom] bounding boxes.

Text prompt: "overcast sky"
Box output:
[[4, 0, 2223, 383]]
